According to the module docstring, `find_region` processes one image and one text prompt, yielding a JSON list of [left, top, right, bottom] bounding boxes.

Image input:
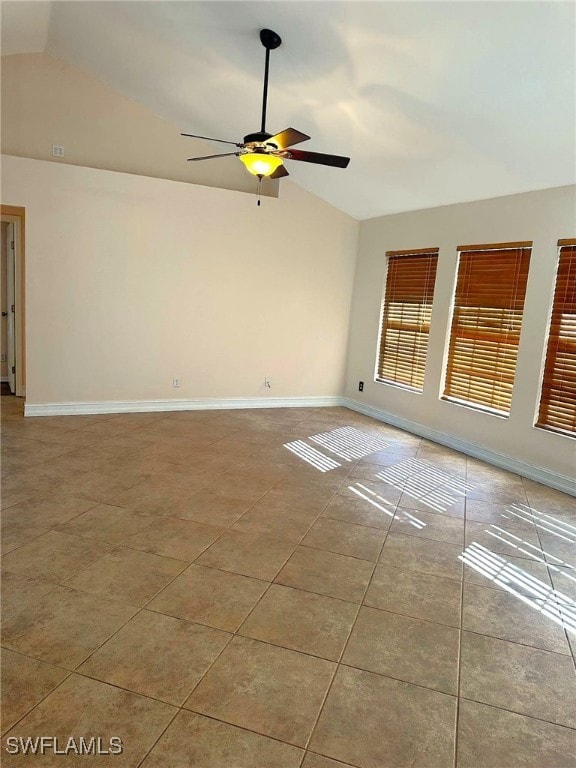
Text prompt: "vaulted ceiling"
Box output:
[[2, 1, 575, 219]]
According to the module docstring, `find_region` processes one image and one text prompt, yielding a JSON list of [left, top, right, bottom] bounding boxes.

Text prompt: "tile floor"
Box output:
[[1, 395, 575, 766]]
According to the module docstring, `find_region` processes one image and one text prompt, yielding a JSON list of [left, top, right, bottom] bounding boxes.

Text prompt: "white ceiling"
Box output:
[[2, 1, 575, 220]]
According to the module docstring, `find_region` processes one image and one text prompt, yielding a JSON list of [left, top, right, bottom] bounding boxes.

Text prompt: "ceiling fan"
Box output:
[[182, 28, 350, 188]]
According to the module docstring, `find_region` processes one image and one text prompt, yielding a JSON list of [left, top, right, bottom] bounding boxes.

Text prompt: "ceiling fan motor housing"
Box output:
[[243, 131, 278, 151]]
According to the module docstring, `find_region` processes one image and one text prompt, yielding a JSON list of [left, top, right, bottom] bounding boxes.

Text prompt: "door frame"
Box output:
[[0, 205, 26, 397]]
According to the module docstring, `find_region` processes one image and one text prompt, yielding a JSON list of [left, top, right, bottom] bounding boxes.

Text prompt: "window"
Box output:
[[536, 240, 576, 436], [443, 242, 532, 415], [376, 248, 438, 391]]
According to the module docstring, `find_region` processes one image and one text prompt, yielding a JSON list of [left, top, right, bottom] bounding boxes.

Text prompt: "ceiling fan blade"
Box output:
[[267, 127, 310, 150], [187, 152, 239, 161], [181, 133, 241, 147], [284, 149, 350, 168], [270, 165, 289, 180]]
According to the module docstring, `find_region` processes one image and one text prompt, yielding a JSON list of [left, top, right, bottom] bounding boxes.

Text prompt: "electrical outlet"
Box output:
[[264, 377, 271, 388], [358, 381, 364, 392], [52, 145, 65, 157], [172, 377, 180, 388]]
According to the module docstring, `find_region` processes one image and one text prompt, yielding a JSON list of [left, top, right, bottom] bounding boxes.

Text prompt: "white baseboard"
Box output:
[[1, 376, 9, 383], [343, 397, 575, 497], [24, 395, 343, 418]]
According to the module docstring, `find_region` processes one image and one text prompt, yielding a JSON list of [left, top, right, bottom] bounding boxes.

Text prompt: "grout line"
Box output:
[[454, 472, 467, 768]]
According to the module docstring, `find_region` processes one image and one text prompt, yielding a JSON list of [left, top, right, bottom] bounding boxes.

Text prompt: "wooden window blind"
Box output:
[[443, 242, 532, 415], [537, 241, 576, 436], [376, 248, 439, 390]]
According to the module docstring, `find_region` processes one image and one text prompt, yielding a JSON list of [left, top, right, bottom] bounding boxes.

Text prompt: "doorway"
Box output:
[[0, 206, 25, 398]]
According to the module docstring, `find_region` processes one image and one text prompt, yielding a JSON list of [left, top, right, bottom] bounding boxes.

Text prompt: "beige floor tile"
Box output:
[[147, 465, 212, 491], [65, 547, 186, 606], [2, 674, 175, 767], [274, 474, 344, 495], [549, 565, 576, 601], [107, 479, 201, 515], [321, 493, 395, 530], [309, 665, 456, 768], [0, 571, 57, 622], [1, 518, 51, 555], [1, 585, 137, 668], [2, 440, 76, 473], [1, 649, 68, 733], [364, 564, 461, 627], [170, 489, 252, 526], [343, 606, 459, 695], [1, 493, 98, 528], [379, 532, 463, 581], [202, 472, 276, 502], [338, 480, 403, 507], [523, 481, 576, 519], [140, 710, 303, 768], [125, 517, 223, 561], [239, 583, 358, 660], [73, 420, 142, 438], [456, 699, 576, 768], [460, 631, 576, 728], [537, 528, 576, 568], [462, 582, 571, 654], [79, 609, 230, 705], [302, 754, 354, 768], [465, 520, 543, 560], [276, 546, 374, 603], [301, 518, 387, 562], [1, 470, 64, 509], [55, 470, 144, 503], [32, 448, 114, 476], [253, 486, 335, 513], [87, 434, 156, 456], [148, 563, 267, 631], [232, 504, 320, 542], [1, 531, 111, 582], [57, 504, 156, 545], [196, 530, 296, 580], [396, 480, 468, 515], [185, 635, 335, 747], [391, 508, 465, 544], [465, 498, 538, 528], [462, 545, 554, 596], [466, 483, 527, 505]]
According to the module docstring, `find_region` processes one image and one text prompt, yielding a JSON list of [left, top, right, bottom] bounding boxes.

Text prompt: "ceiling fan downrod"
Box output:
[[259, 29, 282, 134]]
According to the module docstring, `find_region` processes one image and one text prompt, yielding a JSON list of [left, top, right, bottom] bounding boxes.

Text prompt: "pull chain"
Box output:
[[257, 175, 262, 206]]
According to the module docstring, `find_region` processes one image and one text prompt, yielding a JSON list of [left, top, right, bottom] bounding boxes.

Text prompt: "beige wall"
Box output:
[[345, 185, 576, 481], [1, 154, 358, 405], [1, 52, 277, 199], [0, 221, 7, 378]]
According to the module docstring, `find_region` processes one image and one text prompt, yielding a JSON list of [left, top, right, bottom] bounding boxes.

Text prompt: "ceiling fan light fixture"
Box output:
[[240, 152, 283, 177]]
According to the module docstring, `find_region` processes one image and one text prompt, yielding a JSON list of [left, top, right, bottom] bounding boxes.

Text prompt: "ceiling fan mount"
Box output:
[[181, 28, 350, 186], [259, 28, 282, 51]]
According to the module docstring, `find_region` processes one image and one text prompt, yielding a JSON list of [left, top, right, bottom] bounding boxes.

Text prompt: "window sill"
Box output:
[[534, 423, 576, 440], [440, 396, 509, 419], [374, 378, 423, 394]]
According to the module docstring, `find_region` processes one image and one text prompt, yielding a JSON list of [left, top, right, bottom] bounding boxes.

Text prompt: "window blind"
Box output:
[[376, 248, 439, 391], [443, 242, 532, 415], [537, 241, 576, 436]]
